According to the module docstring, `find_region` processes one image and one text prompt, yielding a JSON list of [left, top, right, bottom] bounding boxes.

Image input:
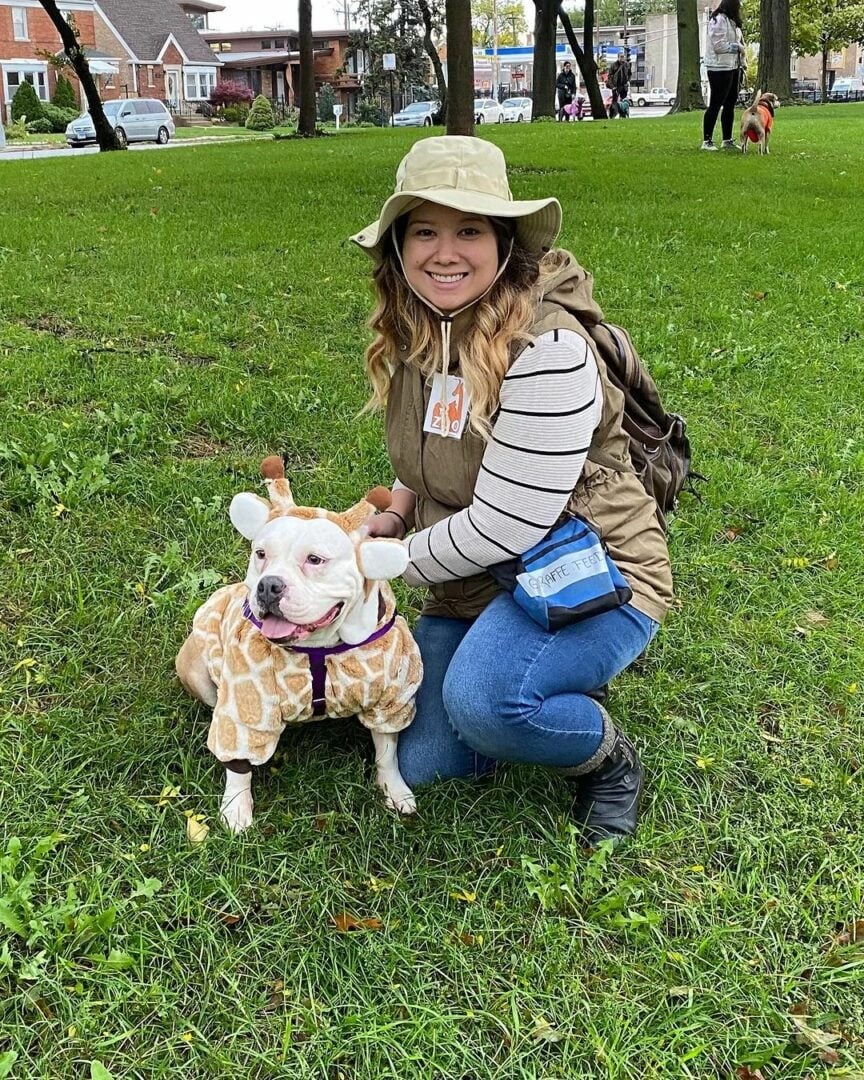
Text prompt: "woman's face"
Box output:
[[401, 203, 500, 313]]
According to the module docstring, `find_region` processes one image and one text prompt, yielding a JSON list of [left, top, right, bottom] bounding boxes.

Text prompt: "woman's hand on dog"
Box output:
[[365, 511, 407, 540]]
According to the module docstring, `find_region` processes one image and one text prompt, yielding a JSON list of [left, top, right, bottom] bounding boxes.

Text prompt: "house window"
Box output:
[[12, 7, 29, 40], [147, 65, 154, 86], [313, 39, 331, 49], [103, 71, 114, 89], [274, 38, 285, 49], [4, 68, 48, 110], [261, 40, 272, 49], [183, 68, 217, 100]]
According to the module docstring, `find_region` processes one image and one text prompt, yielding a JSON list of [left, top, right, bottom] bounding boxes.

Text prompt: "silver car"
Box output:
[[391, 101, 440, 128], [66, 98, 175, 148]]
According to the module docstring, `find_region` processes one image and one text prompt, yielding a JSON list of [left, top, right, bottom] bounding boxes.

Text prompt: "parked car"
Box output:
[[828, 78, 864, 101], [633, 87, 676, 106], [474, 98, 504, 124], [65, 98, 175, 148], [391, 101, 440, 128], [501, 96, 533, 123]]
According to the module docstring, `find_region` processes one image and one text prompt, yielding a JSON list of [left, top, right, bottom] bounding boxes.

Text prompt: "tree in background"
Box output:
[[558, 1, 608, 119], [350, 1, 437, 112], [445, 0, 475, 133], [670, 0, 704, 109], [531, 0, 559, 117], [37, 0, 120, 150], [52, 74, 77, 109], [791, 0, 864, 100], [210, 80, 254, 108], [10, 79, 43, 123], [472, 0, 528, 46], [246, 94, 276, 129], [563, 0, 674, 27], [755, 0, 792, 99], [418, 0, 448, 122], [298, 0, 317, 135]]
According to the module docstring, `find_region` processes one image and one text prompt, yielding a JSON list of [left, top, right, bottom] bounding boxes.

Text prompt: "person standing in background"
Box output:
[[701, 0, 745, 150], [556, 61, 577, 121], [607, 55, 631, 102]]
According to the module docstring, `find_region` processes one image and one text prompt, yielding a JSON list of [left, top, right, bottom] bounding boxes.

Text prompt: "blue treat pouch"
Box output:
[[489, 515, 632, 631]]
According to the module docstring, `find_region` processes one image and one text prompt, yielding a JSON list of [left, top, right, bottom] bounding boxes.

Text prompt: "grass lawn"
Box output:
[[0, 107, 862, 1079]]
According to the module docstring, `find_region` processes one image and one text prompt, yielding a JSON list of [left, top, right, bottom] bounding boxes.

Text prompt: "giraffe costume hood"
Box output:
[[178, 457, 423, 769]]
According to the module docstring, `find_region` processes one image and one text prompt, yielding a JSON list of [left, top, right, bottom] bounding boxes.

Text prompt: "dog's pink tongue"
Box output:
[[260, 615, 307, 641]]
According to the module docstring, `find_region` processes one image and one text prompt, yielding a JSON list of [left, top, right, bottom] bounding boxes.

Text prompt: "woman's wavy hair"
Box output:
[[364, 215, 560, 440], [710, 0, 742, 28]]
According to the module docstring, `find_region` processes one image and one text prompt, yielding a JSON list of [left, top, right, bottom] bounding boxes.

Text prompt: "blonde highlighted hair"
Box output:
[[364, 220, 563, 440]]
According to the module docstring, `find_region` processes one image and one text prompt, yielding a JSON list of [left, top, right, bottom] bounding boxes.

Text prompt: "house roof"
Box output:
[[96, 0, 218, 63]]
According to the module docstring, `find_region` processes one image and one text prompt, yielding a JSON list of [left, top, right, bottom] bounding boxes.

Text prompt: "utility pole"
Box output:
[[492, 0, 499, 100]]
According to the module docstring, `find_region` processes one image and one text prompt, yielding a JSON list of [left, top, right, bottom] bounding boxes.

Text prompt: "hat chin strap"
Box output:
[[393, 225, 513, 438]]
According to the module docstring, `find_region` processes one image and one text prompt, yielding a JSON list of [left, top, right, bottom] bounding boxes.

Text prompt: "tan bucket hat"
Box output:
[[351, 135, 562, 260]]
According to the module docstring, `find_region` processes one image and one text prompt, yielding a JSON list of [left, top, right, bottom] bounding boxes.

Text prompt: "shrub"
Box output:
[[52, 75, 77, 110], [3, 119, 28, 141], [357, 98, 385, 126], [210, 79, 254, 109], [317, 83, 336, 122], [40, 103, 79, 132], [25, 118, 54, 134], [245, 94, 275, 130], [11, 80, 43, 124], [221, 103, 249, 125]]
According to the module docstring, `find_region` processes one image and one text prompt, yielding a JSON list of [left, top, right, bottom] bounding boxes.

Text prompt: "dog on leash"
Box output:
[[740, 89, 779, 154], [176, 456, 423, 832]]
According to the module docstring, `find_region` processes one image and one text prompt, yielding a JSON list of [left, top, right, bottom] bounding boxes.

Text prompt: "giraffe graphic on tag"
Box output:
[[424, 374, 469, 438]]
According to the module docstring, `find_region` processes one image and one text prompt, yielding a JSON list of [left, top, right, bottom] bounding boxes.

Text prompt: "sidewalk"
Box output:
[[0, 132, 270, 162]]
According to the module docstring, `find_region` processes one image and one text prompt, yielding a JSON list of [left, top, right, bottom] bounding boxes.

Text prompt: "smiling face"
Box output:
[[401, 203, 500, 313]]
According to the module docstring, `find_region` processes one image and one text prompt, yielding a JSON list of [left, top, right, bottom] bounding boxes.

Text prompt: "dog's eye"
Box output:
[[255, 549, 266, 560], [306, 553, 327, 566]]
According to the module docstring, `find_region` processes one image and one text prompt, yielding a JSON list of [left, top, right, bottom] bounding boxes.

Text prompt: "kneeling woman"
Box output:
[[354, 137, 672, 845]]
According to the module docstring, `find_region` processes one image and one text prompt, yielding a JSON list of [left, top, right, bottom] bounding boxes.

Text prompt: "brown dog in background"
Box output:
[[740, 90, 779, 155]]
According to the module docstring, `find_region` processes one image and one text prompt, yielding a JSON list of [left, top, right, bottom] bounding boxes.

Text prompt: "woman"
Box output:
[[702, 0, 745, 150], [556, 61, 577, 121], [351, 137, 673, 845]]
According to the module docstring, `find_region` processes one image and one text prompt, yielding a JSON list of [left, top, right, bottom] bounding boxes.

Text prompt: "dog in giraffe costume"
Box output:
[[176, 456, 423, 833]]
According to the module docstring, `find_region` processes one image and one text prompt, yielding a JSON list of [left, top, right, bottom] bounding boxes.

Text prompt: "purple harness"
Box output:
[[242, 599, 397, 716]]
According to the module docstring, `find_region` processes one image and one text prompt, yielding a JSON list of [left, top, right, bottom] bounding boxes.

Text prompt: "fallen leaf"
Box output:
[[825, 552, 839, 571], [721, 526, 744, 541], [798, 777, 815, 788], [449, 889, 477, 903], [456, 931, 484, 946], [735, 1068, 765, 1080], [529, 1016, 565, 1043], [834, 920, 864, 946], [667, 985, 696, 998], [186, 817, 209, 844], [790, 1013, 842, 1051], [313, 814, 331, 831], [751, 291, 767, 301], [217, 912, 243, 928], [819, 1048, 840, 1065], [802, 610, 829, 628], [695, 756, 714, 770], [156, 785, 181, 806], [332, 913, 384, 933]]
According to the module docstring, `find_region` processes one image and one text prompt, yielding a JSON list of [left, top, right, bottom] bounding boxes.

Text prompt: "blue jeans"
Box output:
[[397, 593, 658, 788]]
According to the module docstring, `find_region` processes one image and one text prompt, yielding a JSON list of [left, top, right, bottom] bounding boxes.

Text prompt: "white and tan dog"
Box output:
[[740, 89, 779, 155], [176, 456, 422, 832]]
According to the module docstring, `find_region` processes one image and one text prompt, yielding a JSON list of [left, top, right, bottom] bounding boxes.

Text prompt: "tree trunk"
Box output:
[[756, 0, 792, 100], [671, 0, 705, 111], [557, 4, 607, 119], [37, 0, 121, 150], [445, 0, 474, 135], [419, 0, 448, 124], [297, 0, 317, 136], [531, 0, 558, 118], [820, 42, 828, 102]]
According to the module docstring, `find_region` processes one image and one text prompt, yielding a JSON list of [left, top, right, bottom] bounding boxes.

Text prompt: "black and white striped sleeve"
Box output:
[[404, 328, 603, 586]]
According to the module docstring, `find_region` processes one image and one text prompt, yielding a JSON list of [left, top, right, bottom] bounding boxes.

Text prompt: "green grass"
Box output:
[[0, 108, 863, 1079]]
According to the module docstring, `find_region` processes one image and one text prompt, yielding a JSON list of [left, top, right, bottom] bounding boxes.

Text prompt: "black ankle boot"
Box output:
[[565, 711, 644, 846]]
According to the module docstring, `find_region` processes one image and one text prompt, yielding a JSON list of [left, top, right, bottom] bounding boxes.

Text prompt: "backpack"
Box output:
[[585, 322, 698, 530]]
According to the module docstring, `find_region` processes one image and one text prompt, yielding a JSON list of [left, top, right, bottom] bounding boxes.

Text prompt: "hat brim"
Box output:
[[351, 188, 562, 260]]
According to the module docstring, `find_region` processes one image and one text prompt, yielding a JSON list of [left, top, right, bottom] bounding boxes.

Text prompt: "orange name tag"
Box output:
[[423, 374, 470, 439]]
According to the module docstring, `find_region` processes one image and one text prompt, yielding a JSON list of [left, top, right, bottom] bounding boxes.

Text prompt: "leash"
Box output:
[[242, 599, 397, 716]]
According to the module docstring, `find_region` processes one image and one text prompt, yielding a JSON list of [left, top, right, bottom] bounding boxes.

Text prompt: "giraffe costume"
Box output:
[[181, 458, 423, 770]]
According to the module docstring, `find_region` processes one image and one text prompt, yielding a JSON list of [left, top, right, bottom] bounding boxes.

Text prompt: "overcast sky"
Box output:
[[208, 0, 536, 33]]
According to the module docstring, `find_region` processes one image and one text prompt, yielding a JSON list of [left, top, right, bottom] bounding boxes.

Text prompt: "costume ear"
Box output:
[[356, 538, 409, 581], [229, 493, 271, 540]]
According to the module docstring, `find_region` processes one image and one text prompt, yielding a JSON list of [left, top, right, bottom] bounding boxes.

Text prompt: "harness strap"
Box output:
[[242, 600, 397, 717]]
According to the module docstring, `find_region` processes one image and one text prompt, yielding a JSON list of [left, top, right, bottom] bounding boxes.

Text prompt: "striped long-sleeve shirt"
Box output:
[[403, 327, 603, 587]]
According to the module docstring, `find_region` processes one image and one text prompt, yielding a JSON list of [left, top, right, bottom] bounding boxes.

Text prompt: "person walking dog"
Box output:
[[351, 137, 673, 846], [556, 61, 577, 121], [702, 0, 746, 150]]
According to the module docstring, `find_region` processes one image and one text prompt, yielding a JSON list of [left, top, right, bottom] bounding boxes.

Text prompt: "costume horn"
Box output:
[[260, 455, 296, 511]]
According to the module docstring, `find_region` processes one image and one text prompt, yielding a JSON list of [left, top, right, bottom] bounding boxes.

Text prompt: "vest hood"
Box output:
[[538, 251, 605, 328]]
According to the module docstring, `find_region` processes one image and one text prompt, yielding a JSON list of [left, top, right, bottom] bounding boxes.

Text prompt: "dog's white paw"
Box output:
[[384, 787, 417, 815], [221, 789, 254, 833]]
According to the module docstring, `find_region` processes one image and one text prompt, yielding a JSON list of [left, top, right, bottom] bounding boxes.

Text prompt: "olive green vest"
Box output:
[[385, 302, 674, 623]]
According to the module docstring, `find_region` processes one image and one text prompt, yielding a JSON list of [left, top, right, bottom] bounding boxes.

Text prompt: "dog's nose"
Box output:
[[257, 575, 286, 605]]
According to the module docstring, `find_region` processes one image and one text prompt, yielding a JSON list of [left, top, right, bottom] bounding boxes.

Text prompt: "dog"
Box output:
[[740, 89, 779, 155], [176, 456, 423, 833]]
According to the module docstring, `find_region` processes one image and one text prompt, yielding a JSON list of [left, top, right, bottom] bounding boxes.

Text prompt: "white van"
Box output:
[[66, 98, 175, 148]]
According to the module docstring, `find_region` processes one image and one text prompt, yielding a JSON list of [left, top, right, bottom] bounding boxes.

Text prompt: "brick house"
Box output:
[[201, 27, 367, 115], [1, 0, 221, 122]]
